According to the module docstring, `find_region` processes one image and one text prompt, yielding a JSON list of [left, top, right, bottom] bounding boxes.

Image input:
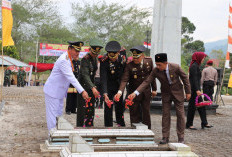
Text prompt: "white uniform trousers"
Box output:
[[45, 94, 63, 132]]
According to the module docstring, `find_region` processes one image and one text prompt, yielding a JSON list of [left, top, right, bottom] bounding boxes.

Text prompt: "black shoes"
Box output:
[[159, 137, 169, 144], [186, 125, 213, 129], [201, 124, 213, 129]]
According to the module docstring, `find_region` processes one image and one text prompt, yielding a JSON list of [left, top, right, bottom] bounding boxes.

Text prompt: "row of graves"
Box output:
[[41, 117, 198, 157]]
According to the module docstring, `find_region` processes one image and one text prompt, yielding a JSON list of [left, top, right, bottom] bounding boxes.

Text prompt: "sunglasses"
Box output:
[[91, 47, 102, 54], [108, 52, 119, 59]]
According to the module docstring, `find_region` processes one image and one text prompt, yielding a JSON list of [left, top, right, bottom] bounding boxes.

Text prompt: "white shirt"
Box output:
[[165, 64, 172, 85], [44, 52, 84, 99]]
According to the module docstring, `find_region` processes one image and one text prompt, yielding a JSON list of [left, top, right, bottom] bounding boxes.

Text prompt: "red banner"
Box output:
[[39, 43, 89, 58]]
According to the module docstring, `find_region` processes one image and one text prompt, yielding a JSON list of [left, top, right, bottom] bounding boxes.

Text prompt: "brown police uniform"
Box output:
[[119, 57, 156, 129], [136, 62, 191, 139]]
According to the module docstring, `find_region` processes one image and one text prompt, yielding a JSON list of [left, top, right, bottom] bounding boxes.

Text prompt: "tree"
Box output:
[[181, 17, 196, 40], [209, 49, 225, 68], [10, 0, 63, 62], [0, 41, 20, 59], [36, 23, 77, 63], [71, 1, 152, 55], [184, 40, 205, 53], [210, 49, 224, 59], [181, 17, 205, 53], [181, 17, 205, 71]]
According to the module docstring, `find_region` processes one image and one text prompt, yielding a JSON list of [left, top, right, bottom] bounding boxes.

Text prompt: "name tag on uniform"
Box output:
[[68, 88, 77, 93]]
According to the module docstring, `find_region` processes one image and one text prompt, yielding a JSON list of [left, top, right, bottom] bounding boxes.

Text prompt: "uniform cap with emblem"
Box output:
[[89, 38, 104, 55], [68, 41, 84, 51], [155, 53, 167, 62], [130, 45, 146, 59], [105, 41, 121, 59]]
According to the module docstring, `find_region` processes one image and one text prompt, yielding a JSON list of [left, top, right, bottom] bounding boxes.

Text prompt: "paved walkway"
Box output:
[[0, 86, 232, 157]]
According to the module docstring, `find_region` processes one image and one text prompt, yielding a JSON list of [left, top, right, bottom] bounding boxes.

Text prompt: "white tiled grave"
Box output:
[[60, 134, 198, 156], [60, 144, 198, 157], [46, 128, 157, 151], [42, 117, 198, 157], [44, 117, 156, 151]]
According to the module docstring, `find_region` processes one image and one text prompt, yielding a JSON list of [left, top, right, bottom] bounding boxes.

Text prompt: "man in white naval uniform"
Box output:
[[44, 41, 89, 132]]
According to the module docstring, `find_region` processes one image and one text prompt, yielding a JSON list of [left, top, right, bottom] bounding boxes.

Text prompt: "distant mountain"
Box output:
[[204, 39, 227, 56]]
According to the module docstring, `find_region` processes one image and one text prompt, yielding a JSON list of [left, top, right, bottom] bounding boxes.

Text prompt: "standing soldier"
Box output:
[[201, 60, 218, 101], [4, 66, 11, 87], [66, 46, 81, 115], [77, 38, 103, 127], [17, 67, 26, 87], [100, 41, 126, 127], [114, 45, 156, 129]]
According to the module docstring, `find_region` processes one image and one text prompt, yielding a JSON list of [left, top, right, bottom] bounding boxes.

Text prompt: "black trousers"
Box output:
[[76, 91, 95, 127], [66, 93, 78, 113], [95, 77, 103, 107], [203, 80, 215, 101], [186, 90, 208, 127], [104, 90, 125, 127]]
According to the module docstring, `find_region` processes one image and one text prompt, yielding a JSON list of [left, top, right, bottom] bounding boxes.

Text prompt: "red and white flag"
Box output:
[[226, 4, 232, 68], [143, 42, 151, 49], [227, 3, 232, 87]]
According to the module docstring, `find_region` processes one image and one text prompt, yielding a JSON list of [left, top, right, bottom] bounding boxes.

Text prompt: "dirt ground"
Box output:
[[0, 86, 232, 157]]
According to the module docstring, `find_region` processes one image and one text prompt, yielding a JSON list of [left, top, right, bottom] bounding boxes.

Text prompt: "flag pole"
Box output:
[[216, 1, 231, 105], [1, 1, 4, 103], [1, 43, 3, 103]]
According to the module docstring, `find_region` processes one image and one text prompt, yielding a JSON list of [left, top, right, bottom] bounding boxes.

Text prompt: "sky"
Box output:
[[55, 0, 229, 43]]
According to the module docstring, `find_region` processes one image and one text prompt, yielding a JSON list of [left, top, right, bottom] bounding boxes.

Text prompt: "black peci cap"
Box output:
[[155, 53, 167, 62]]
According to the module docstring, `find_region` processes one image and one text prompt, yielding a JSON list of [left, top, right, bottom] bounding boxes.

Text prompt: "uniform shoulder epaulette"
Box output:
[[101, 54, 108, 62]]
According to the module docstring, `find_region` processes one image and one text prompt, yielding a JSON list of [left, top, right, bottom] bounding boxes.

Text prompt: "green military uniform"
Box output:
[[77, 39, 103, 127], [4, 68, 11, 87], [17, 68, 26, 87]]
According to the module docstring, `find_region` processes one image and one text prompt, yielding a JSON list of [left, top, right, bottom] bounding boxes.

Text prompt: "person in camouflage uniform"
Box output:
[[77, 38, 103, 127], [4, 66, 11, 87], [17, 67, 26, 87]]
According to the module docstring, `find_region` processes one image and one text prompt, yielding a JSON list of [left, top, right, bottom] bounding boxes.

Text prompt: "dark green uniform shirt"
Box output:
[[78, 53, 97, 92]]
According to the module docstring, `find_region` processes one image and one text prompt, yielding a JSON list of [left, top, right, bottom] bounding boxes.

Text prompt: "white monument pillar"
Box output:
[[150, 0, 182, 65]]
